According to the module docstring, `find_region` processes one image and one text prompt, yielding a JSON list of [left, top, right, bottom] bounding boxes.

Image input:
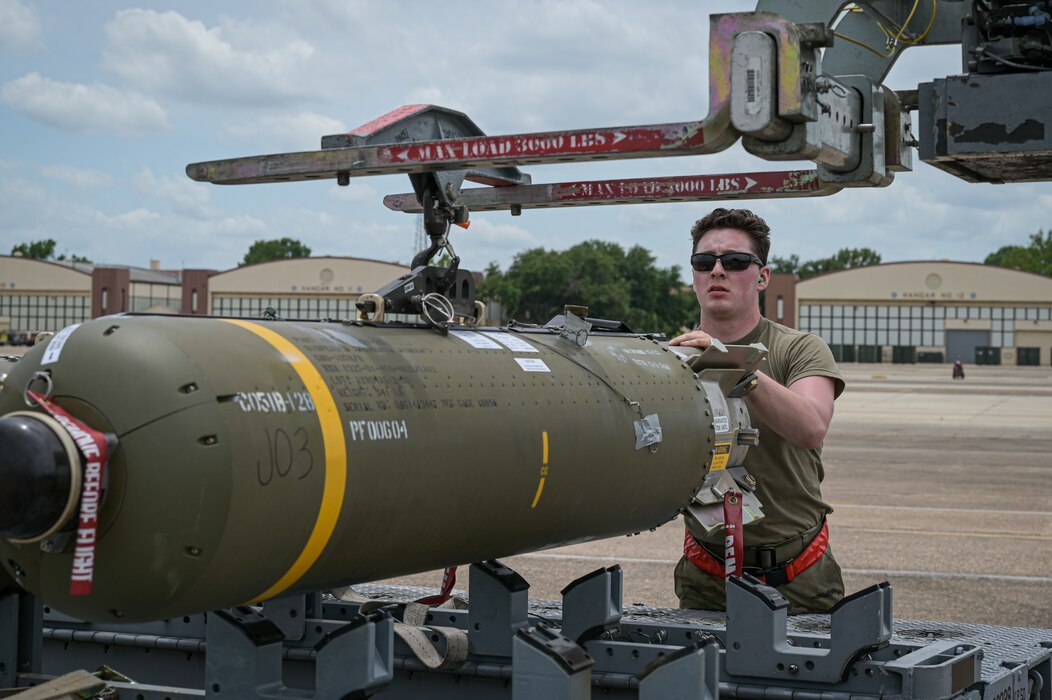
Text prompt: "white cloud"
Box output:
[[396, 2, 711, 130], [270, 208, 403, 251], [0, 0, 41, 51], [451, 216, 543, 268], [1, 73, 169, 136], [328, 181, 378, 203], [273, 1, 713, 135], [285, 0, 384, 27], [224, 111, 346, 151], [40, 165, 112, 189], [146, 213, 270, 266], [136, 168, 215, 219], [339, 221, 417, 265], [3, 165, 274, 269], [404, 86, 445, 106], [0, 177, 48, 230], [96, 208, 162, 229], [103, 9, 317, 107], [83, 207, 267, 267]]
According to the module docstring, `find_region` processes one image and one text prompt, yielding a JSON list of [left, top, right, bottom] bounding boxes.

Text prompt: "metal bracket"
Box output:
[[206, 605, 394, 698], [301, 107, 496, 324], [322, 105, 525, 245], [315, 610, 394, 698], [545, 306, 593, 347], [559, 566, 623, 645], [319, 104, 531, 191], [205, 608, 287, 698], [512, 625, 594, 700], [728, 372, 759, 399], [467, 560, 530, 658], [742, 74, 863, 172], [0, 588, 42, 690], [732, 32, 794, 142], [819, 74, 892, 186], [883, 638, 983, 699], [362, 265, 479, 323], [637, 638, 720, 700], [686, 478, 765, 533], [680, 343, 768, 532], [725, 575, 893, 684], [883, 86, 913, 173], [261, 592, 322, 643]]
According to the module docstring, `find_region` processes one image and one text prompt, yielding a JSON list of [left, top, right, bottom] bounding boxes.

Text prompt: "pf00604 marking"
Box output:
[[348, 419, 409, 441]]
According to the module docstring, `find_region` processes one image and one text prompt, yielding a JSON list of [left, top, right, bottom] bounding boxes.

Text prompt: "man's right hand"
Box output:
[[669, 330, 714, 348]]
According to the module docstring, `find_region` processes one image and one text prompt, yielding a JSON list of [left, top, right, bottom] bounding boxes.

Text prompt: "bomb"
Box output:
[[0, 314, 760, 622]]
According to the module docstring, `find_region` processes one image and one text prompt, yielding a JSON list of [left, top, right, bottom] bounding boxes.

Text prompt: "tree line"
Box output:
[[479, 243, 885, 335], [10, 239, 90, 263], [983, 230, 1051, 277], [477, 241, 698, 335], [6, 237, 311, 267]]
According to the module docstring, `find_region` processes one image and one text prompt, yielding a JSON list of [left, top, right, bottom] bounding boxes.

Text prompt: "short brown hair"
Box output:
[[690, 208, 771, 264]]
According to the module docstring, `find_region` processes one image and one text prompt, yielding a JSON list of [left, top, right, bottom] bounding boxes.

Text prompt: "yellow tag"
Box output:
[[711, 443, 731, 471]]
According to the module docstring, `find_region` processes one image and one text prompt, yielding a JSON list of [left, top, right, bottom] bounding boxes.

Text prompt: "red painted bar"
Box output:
[[383, 170, 836, 212]]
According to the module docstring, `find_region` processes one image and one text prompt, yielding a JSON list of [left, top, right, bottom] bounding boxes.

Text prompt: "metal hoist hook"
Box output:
[[24, 371, 53, 407]]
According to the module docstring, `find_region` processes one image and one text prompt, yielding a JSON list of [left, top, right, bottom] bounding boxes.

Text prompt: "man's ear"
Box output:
[[757, 266, 770, 290]]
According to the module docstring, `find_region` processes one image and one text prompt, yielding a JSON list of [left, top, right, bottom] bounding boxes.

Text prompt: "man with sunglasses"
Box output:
[[670, 208, 845, 614]]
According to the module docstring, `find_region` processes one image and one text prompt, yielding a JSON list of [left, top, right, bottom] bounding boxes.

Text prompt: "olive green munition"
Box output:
[[0, 315, 761, 622]]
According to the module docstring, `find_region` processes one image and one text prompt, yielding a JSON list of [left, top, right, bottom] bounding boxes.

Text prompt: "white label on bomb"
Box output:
[[489, 334, 539, 353], [515, 358, 551, 372], [450, 330, 502, 349], [713, 409, 730, 434], [41, 323, 81, 365]]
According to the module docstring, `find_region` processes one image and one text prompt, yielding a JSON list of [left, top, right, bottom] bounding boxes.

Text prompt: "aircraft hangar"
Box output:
[[2, 254, 1050, 365], [765, 261, 1052, 366], [204, 257, 410, 320], [0, 255, 409, 342], [0, 257, 182, 342]]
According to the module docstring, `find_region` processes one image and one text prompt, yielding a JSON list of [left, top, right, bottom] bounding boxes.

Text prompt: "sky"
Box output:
[[1, 0, 1049, 282]]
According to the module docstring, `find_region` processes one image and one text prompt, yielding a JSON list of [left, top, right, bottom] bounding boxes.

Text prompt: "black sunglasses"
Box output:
[[690, 251, 763, 272]]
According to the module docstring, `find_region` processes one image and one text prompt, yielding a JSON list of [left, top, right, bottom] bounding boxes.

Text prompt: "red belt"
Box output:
[[683, 521, 829, 587]]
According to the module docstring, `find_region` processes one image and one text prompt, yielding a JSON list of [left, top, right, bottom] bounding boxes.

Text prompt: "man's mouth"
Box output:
[[708, 285, 729, 294]]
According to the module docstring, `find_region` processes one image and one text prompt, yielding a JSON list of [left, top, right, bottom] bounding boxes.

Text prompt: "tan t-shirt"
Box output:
[[692, 317, 845, 546]]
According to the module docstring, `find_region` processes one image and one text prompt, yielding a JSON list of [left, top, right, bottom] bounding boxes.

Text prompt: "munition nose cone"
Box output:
[[0, 413, 75, 541]]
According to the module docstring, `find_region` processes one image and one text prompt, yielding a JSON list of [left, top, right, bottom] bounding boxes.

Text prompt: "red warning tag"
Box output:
[[27, 390, 110, 596], [723, 491, 744, 579], [416, 566, 458, 606]]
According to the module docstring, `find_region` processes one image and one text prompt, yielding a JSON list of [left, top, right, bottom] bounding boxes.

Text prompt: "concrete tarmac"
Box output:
[[381, 362, 1052, 629]]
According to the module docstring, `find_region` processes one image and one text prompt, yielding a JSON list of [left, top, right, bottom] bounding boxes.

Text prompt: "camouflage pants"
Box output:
[[674, 547, 845, 615]]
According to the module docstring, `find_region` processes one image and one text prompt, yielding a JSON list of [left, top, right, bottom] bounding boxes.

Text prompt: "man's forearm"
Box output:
[[744, 372, 835, 450]]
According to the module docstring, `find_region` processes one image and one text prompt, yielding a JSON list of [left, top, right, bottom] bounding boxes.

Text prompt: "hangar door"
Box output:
[[946, 329, 990, 364]]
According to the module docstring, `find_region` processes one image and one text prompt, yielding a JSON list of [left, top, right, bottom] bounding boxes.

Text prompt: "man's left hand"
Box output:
[[669, 330, 713, 348]]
